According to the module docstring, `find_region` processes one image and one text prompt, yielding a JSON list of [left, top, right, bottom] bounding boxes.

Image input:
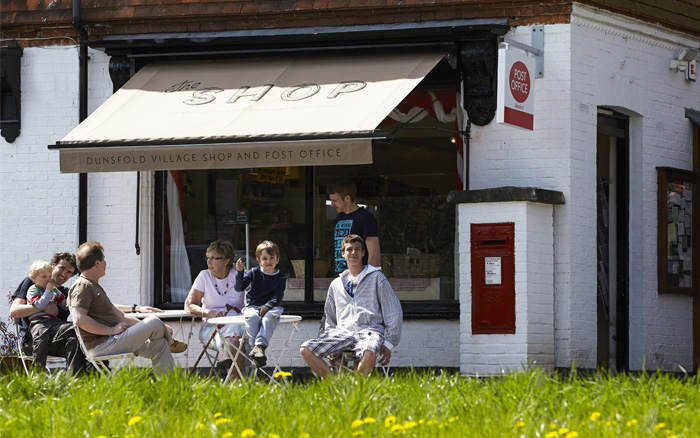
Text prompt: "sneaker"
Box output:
[[216, 358, 233, 370], [250, 344, 266, 358], [169, 339, 187, 354]]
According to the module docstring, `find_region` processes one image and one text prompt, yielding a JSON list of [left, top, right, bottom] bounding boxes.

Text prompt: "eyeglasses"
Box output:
[[205, 256, 224, 262]]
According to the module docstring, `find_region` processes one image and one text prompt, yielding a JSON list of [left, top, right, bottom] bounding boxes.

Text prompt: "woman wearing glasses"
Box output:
[[184, 239, 246, 377]]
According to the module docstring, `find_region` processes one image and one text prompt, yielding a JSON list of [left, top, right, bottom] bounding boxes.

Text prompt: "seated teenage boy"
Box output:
[[300, 234, 402, 378]]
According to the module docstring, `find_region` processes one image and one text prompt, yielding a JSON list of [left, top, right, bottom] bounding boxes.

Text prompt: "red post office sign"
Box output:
[[497, 47, 535, 130]]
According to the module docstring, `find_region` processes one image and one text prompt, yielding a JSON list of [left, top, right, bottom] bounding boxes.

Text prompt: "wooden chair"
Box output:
[[73, 325, 135, 375]]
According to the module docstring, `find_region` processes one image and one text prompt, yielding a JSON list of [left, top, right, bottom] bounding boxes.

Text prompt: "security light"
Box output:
[[670, 48, 700, 72]]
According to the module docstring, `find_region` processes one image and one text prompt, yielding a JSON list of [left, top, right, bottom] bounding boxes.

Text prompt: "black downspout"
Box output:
[[73, 0, 89, 245]]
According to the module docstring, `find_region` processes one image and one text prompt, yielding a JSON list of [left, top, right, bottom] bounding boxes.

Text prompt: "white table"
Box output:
[[207, 314, 302, 382]]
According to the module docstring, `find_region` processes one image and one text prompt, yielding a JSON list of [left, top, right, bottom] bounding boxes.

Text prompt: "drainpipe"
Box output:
[[73, 0, 88, 245]]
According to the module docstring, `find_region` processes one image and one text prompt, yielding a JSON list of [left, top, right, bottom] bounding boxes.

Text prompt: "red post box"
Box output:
[[471, 222, 515, 334]]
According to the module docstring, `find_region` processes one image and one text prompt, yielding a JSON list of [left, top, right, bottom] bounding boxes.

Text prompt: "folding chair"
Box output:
[[73, 325, 135, 375], [189, 330, 223, 377], [14, 324, 65, 375], [334, 350, 391, 376]]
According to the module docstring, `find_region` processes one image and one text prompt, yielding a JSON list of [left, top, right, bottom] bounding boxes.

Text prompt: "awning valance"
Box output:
[[51, 50, 446, 173]]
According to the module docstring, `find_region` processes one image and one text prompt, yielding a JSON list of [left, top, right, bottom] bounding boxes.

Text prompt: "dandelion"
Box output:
[[214, 412, 223, 418], [668, 435, 678, 438], [241, 428, 256, 437], [97, 436, 107, 438], [550, 423, 558, 429], [403, 421, 417, 429], [544, 432, 558, 438], [222, 433, 233, 438], [565, 433, 579, 438], [299, 433, 311, 438], [384, 416, 396, 427], [626, 419, 638, 427], [363, 417, 376, 424], [351, 419, 365, 429], [448, 416, 459, 422], [655, 423, 666, 431], [389, 424, 404, 434], [515, 421, 526, 428], [352, 432, 364, 437], [90, 409, 102, 416], [216, 418, 232, 426], [558, 428, 570, 434], [195, 423, 205, 430], [426, 420, 437, 426], [125, 434, 135, 438], [4, 419, 15, 426], [269, 434, 280, 438], [274, 371, 292, 378], [128, 416, 142, 426], [589, 412, 601, 421]]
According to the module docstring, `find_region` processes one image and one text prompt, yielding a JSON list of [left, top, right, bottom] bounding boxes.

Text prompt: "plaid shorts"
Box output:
[[301, 328, 383, 359]]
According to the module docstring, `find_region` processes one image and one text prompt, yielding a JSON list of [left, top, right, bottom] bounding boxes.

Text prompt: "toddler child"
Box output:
[[26, 260, 70, 369], [235, 240, 286, 366]]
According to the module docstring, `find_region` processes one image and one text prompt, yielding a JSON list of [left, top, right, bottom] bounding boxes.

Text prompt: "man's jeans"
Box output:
[[91, 316, 174, 375]]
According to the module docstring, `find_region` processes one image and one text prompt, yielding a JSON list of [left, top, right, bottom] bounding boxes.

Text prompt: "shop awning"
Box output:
[[50, 50, 446, 173]]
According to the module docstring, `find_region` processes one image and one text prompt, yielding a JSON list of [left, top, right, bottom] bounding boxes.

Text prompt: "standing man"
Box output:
[[10, 253, 84, 374], [327, 179, 381, 275], [300, 234, 402, 378], [68, 242, 187, 376]]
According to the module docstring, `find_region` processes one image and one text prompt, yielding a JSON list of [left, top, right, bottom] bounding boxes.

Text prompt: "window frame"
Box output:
[[657, 166, 699, 296]]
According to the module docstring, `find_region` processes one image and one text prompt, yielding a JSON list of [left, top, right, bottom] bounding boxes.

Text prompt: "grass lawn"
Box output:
[[0, 367, 697, 438]]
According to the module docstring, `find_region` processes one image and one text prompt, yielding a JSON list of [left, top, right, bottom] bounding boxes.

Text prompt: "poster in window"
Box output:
[[658, 167, 697, 295]]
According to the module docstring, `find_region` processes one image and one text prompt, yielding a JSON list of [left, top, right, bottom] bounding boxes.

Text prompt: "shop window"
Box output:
[[657, 167, 698, 295], [155, 88, 459, 313]]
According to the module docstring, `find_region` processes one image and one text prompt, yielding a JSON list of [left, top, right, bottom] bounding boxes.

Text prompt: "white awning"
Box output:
[[52, 50, 446, 173]]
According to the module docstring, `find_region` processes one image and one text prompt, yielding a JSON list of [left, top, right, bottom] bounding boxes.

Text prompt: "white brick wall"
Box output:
[[467, 5, 699, 371], [3, 3, 699, 373]]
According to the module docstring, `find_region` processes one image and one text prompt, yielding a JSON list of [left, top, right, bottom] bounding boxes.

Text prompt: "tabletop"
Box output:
[[208, 315, 302, 325], [130, 310, 194, 319]]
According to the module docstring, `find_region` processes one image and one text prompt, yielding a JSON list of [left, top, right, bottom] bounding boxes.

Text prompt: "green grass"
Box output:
[[0, 367, 697, 438]]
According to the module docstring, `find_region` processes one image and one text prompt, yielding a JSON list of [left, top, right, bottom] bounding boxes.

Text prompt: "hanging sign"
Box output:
[[497, 47, 535, 130]]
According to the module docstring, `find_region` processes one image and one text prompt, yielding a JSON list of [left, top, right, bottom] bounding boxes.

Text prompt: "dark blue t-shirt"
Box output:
[[333, 207, 378, 274]]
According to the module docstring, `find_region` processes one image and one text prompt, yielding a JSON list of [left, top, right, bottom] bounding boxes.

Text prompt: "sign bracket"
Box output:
[[500, 25, 544, 78]]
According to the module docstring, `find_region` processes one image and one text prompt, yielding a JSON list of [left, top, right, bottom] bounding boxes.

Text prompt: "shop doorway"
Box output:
[[596, 108, 630, 371]]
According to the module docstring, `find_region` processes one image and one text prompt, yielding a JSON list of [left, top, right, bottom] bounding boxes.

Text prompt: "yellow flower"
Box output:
[[655, 423, 666, 430], [216, 418, 232, 426], [515, 421, 526, 428], [605, 421, 613, 427], [558, 428, 570, 434], [299, 433, 311, 438], [223, 433, 233, 438], [241, 428, 256, 438], [550, 423, 558, 429], [125, 434, 135, 438], [97, 436, 107, 438], [389, 424, 404, 434], [566, 432, 579, 438], [363, 417, 376, 424], [352, 432, 364, 437], [626, 419, 638, 427], [4, 419, 15, 426], [196, 423, 205, 430], [269, 434, 280, 438], [426, 420, 437, 426], [668, 435, 678, 438], [448, 416, 458, 422], [351, 419, 365, 429], [214, 412, 223, 418], [128, 416, 142, 426], [90, 409, 102, 416], [403, 421, 417, 429], [589, 412, 601, 421], [274, 371, 292, 378], [544, 432, 558, 438], [384, 416, 396, 427]]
